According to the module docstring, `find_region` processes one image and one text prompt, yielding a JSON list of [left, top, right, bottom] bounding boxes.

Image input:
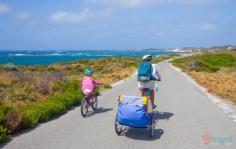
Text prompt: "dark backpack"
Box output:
[[137, 61, 153, 82]]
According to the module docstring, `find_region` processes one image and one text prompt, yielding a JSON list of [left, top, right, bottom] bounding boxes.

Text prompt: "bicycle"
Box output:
[[80, 90, 98, 117]]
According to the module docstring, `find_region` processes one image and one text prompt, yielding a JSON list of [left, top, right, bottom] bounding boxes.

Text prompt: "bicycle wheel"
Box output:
[[81, 97, 89, 117], [115, 114, 123, 135], [150, 114, 155, 138], [92, 95, 98, 111]]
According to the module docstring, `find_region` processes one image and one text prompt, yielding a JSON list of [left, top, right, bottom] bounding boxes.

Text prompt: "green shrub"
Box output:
[[200, 53, 236, 68], [21, 80, 83, 128], [172, 52, 236, 72], [194, 60, 219, 72], [0, 125, 11, 143], [0, 102, 13, 143], [0, 63, 17, 71], [20, 105, 40, 128], [64, 80, 81, 93], [0, 102, 12, 122], [103, 84, 112, 89]]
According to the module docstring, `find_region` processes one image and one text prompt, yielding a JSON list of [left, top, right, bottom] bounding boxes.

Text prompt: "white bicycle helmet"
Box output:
[[142, 55, 152, 60]]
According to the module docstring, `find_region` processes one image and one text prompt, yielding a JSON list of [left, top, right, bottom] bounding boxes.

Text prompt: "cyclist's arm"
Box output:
[[155, 67, 161, 81], [93, 79, 103, 85], [156, 73, 161, 81]]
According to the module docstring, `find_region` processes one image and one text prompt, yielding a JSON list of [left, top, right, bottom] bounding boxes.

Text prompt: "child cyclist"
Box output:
[[81, 68, 102, 96]]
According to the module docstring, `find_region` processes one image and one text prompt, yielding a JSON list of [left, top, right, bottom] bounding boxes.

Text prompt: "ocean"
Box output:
[[0, 50, 172, 66]]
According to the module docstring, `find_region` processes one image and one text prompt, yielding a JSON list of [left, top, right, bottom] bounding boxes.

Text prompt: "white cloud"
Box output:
[[89, 0, 226, 8], [49, 9, 90, 23], [0, 3, 11, 13], [198, 24, 215, 32], [49, 8, 112, 23]]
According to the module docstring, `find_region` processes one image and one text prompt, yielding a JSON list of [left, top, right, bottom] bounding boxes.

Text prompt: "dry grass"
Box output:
[[67, 67, 136, 85], [97, 67, 136, 84], [188, 69, 236, 104], [0, 72, 12, 87]]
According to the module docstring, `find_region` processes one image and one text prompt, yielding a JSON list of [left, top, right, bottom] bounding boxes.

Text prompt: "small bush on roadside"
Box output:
[[0, 102, 12, 122], [3, 111, 22, 131], [103, 84, 112, 89], [0, 102, 13, 143], [0, 125, 11, 143]]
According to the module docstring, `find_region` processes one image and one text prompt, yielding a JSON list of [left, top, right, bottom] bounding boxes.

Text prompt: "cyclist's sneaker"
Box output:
[[153, 104, 157, 109], [95, 92, 101, 96]]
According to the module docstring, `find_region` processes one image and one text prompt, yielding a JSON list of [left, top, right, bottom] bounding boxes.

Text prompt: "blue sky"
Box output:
[[0, 0, 235, 50]]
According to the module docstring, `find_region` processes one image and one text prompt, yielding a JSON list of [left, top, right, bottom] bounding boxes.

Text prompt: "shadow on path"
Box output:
[[155, 111, 174, 121], [123, 111, 174, 141], [86, 107, 113, 117], [125, 128, 164, 141]]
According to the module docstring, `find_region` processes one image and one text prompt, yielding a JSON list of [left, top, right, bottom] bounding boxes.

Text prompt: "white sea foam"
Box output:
[[45, 53, 62, 56], [68, 53, 83, 56], [9, 54, 30, 56], [89, 54, 114, 57]]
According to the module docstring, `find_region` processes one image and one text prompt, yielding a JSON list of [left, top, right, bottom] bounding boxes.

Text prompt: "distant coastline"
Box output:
[[0, 50, 172, 66]]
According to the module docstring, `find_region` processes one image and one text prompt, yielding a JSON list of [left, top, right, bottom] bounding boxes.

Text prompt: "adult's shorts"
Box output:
[[138, 81, 155, 90]]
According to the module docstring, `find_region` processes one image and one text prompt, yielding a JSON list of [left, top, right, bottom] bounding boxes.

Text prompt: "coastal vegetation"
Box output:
[[172, 50, 236, 103]]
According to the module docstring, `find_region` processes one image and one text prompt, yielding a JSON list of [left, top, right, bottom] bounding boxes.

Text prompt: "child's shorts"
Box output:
[[83, 89, 93, 95]]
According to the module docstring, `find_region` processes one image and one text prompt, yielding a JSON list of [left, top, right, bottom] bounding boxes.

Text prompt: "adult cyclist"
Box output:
[[137, 55, 161, 109]]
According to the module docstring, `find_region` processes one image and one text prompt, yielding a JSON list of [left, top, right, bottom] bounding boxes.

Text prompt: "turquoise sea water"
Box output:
[[0, 50, 172, 66]]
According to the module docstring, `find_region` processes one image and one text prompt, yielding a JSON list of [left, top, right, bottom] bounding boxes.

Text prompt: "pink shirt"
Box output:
[[81, 76, 101, 91]]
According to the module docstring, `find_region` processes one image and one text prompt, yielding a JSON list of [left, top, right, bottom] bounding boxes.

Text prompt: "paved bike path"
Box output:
[[2, 62, 236, 149]]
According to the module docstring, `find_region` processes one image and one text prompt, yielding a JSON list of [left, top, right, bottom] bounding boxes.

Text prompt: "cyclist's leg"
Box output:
[[150, 90, 154, 106], [141, 89, 146, 96], [148, 81, 155, 107], [138, 81, 146, 96]]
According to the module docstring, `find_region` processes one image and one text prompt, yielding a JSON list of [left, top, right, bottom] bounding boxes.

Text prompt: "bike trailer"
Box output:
[[117, 95, 152, 128]]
